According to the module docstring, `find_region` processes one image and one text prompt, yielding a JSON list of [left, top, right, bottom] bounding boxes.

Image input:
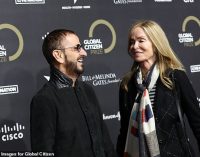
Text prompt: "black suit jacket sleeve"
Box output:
[[116, 85, 125, 157], [30, 94, 56, 151], [83, 83, 117, 157], [98, 101, 117, 157], [174, 70, 200, 149], [116, 83, 133, 157]]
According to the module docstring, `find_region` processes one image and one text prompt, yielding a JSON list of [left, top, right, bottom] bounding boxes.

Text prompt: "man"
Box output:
[[30, 29, 116, 157]]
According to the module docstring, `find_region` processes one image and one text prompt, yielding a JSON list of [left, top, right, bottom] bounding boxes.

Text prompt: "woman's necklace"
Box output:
[[142, 70, 148, 81]]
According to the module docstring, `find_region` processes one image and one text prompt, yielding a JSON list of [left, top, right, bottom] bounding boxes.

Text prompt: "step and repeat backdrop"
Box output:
[[0, 0, 199, 154]]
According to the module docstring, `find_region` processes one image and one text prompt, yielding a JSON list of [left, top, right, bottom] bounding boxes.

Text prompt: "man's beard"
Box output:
[[66, 61, 84, 76]]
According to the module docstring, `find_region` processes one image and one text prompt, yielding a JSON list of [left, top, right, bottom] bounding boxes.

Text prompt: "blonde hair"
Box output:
[[122, 20, 184, 91]]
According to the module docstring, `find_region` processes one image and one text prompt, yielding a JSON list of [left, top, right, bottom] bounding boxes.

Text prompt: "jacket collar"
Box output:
[[50, 66, 75, 89]]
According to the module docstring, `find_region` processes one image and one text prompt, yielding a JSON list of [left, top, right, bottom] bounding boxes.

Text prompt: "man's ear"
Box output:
[[52, 50, 65, 64]]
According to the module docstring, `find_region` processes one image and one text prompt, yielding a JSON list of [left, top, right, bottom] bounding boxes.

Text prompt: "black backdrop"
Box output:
[[0, 0, 199, 155]]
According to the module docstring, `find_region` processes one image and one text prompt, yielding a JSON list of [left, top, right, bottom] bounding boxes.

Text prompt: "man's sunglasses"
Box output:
[[55, 44, 83, 52]]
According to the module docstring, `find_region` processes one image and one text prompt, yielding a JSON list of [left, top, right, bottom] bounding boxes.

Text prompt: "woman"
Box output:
[[116, 20, 200, 157]]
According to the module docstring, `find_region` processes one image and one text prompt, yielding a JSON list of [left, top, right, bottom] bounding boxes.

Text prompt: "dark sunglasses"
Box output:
[[56, 44, 83, 52]]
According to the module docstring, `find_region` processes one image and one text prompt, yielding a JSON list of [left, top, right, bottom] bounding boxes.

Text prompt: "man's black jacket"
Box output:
[[31, 67, 116, 157]]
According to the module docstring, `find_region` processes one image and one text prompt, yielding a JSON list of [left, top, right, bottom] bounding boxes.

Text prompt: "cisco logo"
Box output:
[[0, 123, 25, 141]]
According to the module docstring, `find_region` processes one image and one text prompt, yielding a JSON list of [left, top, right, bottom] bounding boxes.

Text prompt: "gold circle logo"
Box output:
[[89, 19, 116, 53], [0, 23, 24, 62], [182, 16, 200, 46]]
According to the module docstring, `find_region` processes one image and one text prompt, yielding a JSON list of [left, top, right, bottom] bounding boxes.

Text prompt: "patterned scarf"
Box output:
[[124, 64, 160, 157]]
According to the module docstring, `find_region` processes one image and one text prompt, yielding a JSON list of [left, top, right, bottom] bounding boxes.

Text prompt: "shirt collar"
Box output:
[[50, 66, 75, 89]]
